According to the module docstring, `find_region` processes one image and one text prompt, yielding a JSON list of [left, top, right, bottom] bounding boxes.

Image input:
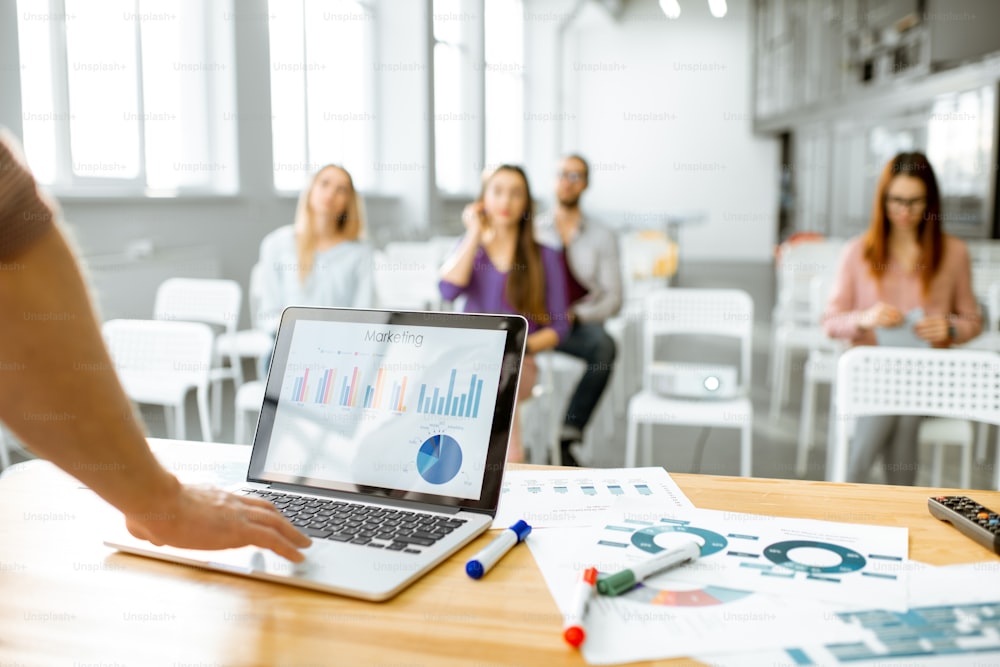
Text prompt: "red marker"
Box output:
[[562, 567, 598, 648]]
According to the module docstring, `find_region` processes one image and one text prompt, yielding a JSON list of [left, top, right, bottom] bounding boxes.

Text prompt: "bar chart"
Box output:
[[287, 365, 483, 419]]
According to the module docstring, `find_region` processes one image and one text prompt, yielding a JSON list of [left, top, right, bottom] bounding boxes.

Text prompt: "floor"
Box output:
[[3, 261, 995, 490]]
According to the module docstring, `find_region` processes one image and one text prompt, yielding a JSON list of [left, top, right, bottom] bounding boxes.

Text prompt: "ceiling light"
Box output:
[[708, 0, 727, 18], [659, 0, 681, 19]]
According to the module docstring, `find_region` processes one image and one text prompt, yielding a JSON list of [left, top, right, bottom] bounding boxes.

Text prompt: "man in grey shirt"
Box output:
[[535, 155, 622, 466]]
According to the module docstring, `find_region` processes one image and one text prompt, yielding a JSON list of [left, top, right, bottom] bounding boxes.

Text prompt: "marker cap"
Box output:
[[510, 519, 532, 542], [563, 626, 585, 647], [596, 569, 637, 596]]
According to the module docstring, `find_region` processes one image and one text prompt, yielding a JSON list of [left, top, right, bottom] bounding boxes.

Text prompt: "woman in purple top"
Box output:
[[440, 165, 570, 463]]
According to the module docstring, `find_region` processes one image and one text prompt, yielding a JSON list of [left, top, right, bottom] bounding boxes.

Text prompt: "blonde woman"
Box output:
[[257, 165, 374, 373]]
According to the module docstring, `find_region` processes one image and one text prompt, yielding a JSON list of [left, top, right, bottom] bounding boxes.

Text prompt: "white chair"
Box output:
[[768, 240, 845, 422], [798, 347, 975, 484], [102, 319, 215, 442], [216, 263, 274, 379], [373, 241, 445, 310], [0, 427, 10, 471], [831, 347, 1000, 487], [959, 281, 1000, 467], [625, 289, 754, 476], [234, 380, 265, 445], [153, 278, 243, 436]]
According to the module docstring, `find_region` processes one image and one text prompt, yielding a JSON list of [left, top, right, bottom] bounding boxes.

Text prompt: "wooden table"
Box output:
[[1, 439, 997, 667]]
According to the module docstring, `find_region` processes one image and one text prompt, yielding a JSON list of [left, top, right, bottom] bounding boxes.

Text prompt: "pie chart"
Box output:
[[416, 434, 463, 485]]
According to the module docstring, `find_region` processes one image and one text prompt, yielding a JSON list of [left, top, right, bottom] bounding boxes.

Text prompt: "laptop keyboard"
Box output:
[[241, 489, 467, 554]]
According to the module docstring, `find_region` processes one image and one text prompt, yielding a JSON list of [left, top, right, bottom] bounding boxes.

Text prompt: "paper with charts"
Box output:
[[492, 467, 693, 528], [700, 562, 1000, 667], [591, 502, 909, 609], [526, 526, 870, 664]]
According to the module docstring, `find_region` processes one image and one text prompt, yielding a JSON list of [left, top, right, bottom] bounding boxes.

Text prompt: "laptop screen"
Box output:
[[247, 308, 527, 512]]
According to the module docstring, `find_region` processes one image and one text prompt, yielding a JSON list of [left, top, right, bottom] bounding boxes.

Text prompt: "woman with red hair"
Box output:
[[823, 152, 981, 484]]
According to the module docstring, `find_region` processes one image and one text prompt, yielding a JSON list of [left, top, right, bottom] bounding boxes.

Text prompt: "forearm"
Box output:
[[526, 328, 559, 354], [0, 227, 180, 517], [439, 231, 481, 287]]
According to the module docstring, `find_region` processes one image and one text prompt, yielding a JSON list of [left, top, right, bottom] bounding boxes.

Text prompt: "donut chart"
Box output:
[[763, 540, 867, 575], [623, 583, 753, 607], [416, 434, 463, 484], [630, 524, 728, 557]]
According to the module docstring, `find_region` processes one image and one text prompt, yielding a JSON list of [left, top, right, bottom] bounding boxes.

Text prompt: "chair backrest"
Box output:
[[102, 319, 215, 389], [988, 282, 1000, 335], [972, 264, 1000, 305], [774, 239, 845, 325], [153, 278, 242, 334], [247, 262, 265, 327], [641, 288, 754, 393], [832, 346, 1000, 480], [373, 241, 442, 310]]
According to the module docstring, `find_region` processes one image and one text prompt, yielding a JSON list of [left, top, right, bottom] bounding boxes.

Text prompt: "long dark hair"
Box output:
[[863, 151, 943, 292], [478, 165, 548, 326]]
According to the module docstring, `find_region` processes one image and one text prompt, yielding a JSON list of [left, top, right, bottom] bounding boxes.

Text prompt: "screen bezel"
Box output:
[[247, 306, 527, 513]]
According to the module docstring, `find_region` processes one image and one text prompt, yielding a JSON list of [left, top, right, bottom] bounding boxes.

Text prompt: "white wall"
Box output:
[[524, 0, 779, 262]]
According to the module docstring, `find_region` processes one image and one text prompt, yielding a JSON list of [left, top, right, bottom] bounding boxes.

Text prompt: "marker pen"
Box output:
[[465, 520, 532, 579], [597, 539, 701, 596], [563, 567, 598, 648]]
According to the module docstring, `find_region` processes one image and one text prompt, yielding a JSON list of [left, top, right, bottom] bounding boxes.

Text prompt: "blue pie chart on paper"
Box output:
[[417, 434, 463, 484]]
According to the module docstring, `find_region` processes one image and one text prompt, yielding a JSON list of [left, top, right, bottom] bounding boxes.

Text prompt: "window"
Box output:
[[16, 0, 238, 194], [483, 0, 523, 171], [433, 0, 479, 195], [268, 0, 375, 193], [432, 0, 524, 195]]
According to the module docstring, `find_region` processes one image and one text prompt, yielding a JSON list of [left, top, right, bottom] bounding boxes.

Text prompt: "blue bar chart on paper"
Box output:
[[415, 368, 483, 418]]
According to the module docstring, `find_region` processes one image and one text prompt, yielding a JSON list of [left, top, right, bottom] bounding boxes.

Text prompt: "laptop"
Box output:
[[106, 306, 528, 600]]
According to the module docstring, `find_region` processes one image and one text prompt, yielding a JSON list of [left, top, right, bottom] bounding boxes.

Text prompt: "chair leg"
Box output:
[[211, 379, 223, 437], [740, 424, 752, 477], [175, 402, 187, 441], [961, 438, 972, 490], [197, 387, 213, 443], [625, 416, 638, 467], [930, 443, 943, 488], [796, 371, 816, 477], [830, 424, 849, 483], [769, 338, 787, 423], [642, 423, 653, 466], [163, 406, 175, 439], [234, 408, 245, 445], [976, 422, 989, 465], [0, 429, 10, 470]]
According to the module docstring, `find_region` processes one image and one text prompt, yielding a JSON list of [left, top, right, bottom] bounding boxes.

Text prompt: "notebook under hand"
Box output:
[[106, 307, 527, 600]]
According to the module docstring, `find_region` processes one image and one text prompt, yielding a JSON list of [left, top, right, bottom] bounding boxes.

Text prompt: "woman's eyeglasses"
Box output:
[[885, 196, 926, 210]]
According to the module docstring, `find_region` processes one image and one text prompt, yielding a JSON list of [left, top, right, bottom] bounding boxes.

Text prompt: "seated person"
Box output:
[[439, 165, 570, 463], [256, 165, 373, 375], [535, 154, 621, 466], [823, 151, 981, 485]]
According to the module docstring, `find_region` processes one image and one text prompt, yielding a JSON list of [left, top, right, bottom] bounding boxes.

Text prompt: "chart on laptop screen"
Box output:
[[262, 319, 508, 500]]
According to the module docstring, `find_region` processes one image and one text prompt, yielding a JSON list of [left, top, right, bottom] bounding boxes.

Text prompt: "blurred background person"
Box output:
[[439, 165, 570, 463], [256, 165, 374, 376], [535, 155, 621, 466], [822, 151, 981, 485]]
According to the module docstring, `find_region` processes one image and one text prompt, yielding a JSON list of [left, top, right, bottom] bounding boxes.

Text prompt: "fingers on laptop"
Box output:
[[239, 498, 313, 556]]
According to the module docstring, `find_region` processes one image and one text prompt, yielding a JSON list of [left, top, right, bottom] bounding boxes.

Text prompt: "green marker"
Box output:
[[597, 539, 701, 596]]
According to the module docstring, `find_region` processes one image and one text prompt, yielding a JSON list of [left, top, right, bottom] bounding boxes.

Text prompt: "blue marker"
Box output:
[[465, 520, 532, 579]]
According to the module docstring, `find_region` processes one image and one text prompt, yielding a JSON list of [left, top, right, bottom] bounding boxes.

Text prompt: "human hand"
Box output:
[[125, 484, 312, 562], [461, 202, 486, 237], [858, 302, 904, 330], [913, 315, 950, 344]]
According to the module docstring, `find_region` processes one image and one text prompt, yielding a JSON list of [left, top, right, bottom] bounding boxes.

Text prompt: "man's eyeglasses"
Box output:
[[885, 195, 926, 210], [558, 171, 586, 184]]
